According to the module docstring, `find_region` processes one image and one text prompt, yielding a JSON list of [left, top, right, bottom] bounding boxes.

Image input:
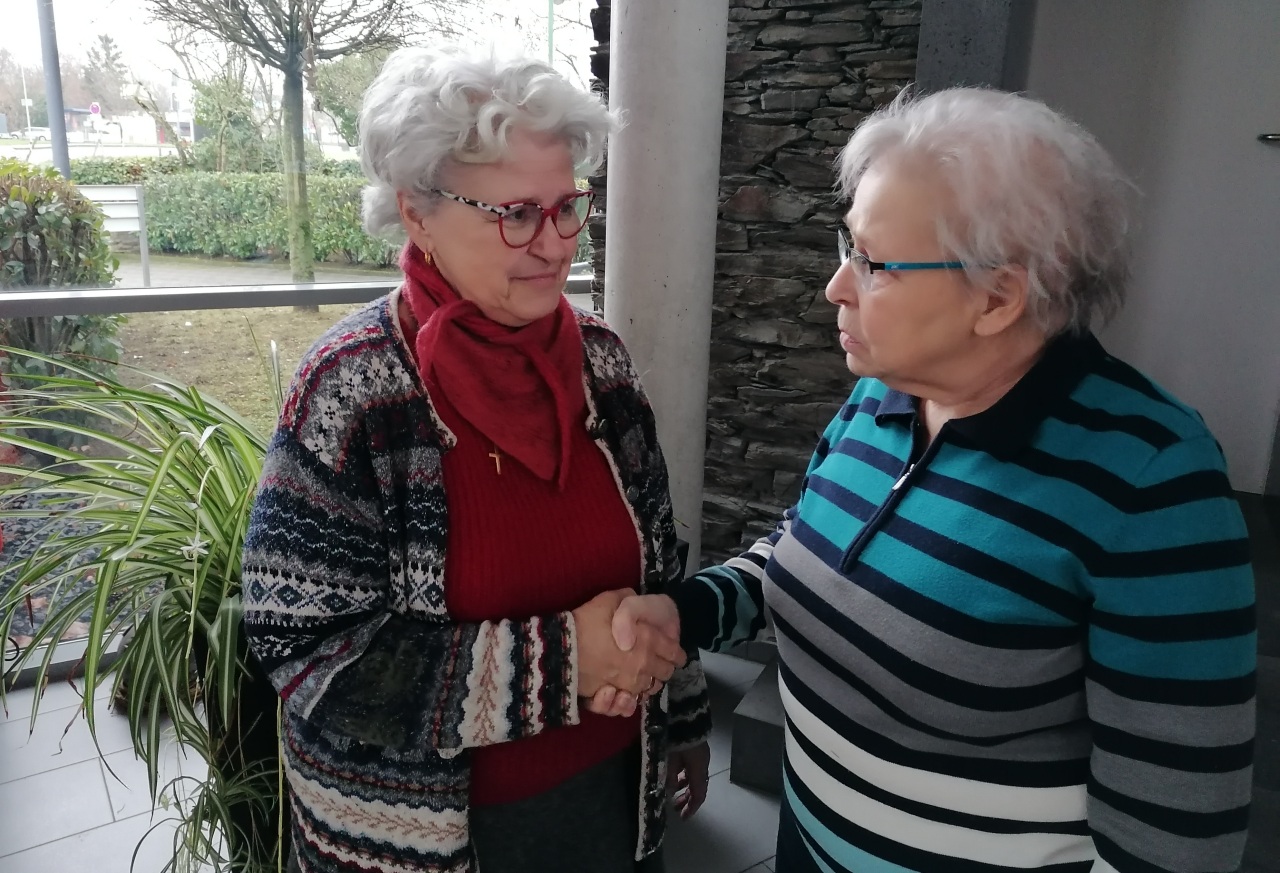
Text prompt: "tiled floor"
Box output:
[[0, 651, 780, 873]]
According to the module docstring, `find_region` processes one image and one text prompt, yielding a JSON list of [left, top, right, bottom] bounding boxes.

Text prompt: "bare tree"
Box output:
[[142, 0, 432, 288]]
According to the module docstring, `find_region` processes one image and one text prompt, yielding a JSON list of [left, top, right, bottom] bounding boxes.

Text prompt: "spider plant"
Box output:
[[0, 345, 285, 873]]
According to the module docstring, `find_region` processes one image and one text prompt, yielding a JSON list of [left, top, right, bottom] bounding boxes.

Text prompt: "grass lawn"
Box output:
[[118, 303, 366, 437]]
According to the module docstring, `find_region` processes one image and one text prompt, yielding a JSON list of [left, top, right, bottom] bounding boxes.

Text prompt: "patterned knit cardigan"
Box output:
[[241, 293, 713, 872]]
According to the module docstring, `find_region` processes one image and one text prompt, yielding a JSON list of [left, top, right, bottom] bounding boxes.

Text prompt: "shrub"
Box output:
[[143, 171, 395, 265], [71, 156, 187, 184], [0, 159, 124, 447]]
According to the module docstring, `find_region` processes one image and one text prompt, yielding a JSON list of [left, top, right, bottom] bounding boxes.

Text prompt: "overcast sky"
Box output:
[[5, 0, 594, 87]]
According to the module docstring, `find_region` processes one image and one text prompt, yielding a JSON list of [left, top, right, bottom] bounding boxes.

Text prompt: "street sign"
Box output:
[[20, 99, 32, 107], [89, 102, 101, 115]]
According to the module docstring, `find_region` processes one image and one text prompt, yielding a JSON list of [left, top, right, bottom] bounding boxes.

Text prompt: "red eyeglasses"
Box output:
[[433, 188, 595, 248]]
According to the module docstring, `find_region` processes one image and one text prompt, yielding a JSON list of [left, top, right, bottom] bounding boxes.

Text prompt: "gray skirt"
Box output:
[[470, 744, 664, 873]]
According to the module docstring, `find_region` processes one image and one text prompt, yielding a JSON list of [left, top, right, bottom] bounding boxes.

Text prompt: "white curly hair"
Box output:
[[359, 46, 616, 240]]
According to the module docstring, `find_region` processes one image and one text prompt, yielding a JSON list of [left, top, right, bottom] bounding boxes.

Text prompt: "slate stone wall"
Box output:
[[589, 0, 922, 562]]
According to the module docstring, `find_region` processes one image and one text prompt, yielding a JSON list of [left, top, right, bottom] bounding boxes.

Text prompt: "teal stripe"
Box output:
[[797, 488, 865, 554], [1087, 568, 1255, 614], [699, 565, 760, 649], [1073, 374, 1204, 440], [1088, 628, 1257, 680], [934, 444, 1133, 545], [859, 528, 1075, 626], [895, 486, 1089, 599], [1036, 418, 1160, 478], [783, 771, 920, 873]]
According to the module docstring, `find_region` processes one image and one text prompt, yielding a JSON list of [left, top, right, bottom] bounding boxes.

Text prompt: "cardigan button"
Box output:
[[626, 485, 640, 501]]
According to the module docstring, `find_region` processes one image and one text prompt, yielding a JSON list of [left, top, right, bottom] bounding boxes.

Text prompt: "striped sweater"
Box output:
[[678, 332, 1256, 873], [241, 293, 711, 873]]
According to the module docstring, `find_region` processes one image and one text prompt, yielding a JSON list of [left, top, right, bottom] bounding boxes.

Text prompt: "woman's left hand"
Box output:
[[667, 743, 711, 819]]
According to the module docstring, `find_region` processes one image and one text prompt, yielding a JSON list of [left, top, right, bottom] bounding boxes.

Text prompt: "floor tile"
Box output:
[[707, 689, 740, 778], [0, 812, 199, 873], [664, 769, 780, 873], [702, 652, 766, 695], [0, 758, 114, 856], [763, 858, 776, 871], [740, 865, 772, 873], [0, 695, 135, 784], [101, 731, 201, 823], [0, 676, 111, 725]]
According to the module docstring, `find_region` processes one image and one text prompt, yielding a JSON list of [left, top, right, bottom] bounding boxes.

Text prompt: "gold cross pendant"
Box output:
[[488, 445, 502, 475]]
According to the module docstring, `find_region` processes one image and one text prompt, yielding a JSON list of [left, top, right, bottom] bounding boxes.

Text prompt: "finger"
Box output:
[[611, 598, 640, 652], [587, 685, 617, 716], [644, 653, 678, 683], [613, 691, 638, 717], [687, 772, 709, 817]]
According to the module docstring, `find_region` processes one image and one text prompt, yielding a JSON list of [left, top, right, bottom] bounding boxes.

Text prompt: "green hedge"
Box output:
[[71, 156, 364, 185], [71, 156, 188, 184], [143, 172, 396, 266]]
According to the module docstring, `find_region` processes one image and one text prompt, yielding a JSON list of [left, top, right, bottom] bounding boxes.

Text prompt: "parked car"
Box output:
[[18, 127, 51, 141]]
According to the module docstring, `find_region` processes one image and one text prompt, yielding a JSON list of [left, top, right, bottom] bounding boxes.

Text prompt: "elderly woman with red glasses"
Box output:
[[241, 46, 711, 873]]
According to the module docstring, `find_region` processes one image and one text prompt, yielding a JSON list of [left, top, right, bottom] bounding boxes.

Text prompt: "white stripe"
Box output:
[[786, 728, 1098, 868], [288, 766, 469, 856], [779, 674, 1089, 823], [1091, 858, 1121, 873]]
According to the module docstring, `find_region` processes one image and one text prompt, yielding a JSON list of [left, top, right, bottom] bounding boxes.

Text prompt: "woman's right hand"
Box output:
[[572, 589, 686, 703]]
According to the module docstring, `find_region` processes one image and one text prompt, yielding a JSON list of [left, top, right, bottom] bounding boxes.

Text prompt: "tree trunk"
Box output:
[[282, 57, 318, 313]]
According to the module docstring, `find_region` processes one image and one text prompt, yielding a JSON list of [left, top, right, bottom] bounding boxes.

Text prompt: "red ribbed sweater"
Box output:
[[428, 380, 643, 805]]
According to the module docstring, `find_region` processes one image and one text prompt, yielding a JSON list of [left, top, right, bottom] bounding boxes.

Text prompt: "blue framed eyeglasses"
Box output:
[[836, 225, 966, 274]]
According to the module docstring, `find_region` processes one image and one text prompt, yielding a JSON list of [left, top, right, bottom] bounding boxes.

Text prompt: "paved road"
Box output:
[[113, 253, 392, 289], [111, 253, 596, 310]]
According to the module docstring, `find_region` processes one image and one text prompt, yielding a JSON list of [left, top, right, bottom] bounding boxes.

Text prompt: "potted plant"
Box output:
[[0, 347, 286, 872]]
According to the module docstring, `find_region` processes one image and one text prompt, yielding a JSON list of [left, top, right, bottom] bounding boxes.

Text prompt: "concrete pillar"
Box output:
[[604, 0, 728, 572]]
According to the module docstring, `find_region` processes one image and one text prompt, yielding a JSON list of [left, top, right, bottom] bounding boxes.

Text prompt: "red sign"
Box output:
[[89, 102, 101, 115]]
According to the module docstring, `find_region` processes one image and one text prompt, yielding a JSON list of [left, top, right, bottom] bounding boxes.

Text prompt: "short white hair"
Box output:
[[837, 87, 1137, 335], [359, 46, 616, 239]]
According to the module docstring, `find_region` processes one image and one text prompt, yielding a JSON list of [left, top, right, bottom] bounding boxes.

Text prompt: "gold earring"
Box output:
[[424, 250, 434, 265]]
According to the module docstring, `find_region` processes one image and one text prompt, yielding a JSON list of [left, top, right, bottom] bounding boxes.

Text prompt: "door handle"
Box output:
[[1260, 134, 1280, 145]]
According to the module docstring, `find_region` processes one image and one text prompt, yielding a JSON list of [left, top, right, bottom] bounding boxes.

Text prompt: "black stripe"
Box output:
[[1091, 722, 1254, 773], [839, 394, 882, 422], [880, 513, 1089, 622], [792, 519, 1083, 651], [1087, 661, 1256, 707], [1096, 537, 1252, 578], [1012, 448, 1234, 513], [831, 436, 906, 479], [917, 470, 1250, 580], [774, 609, 1078, 747], [1090, 831, 1192, 873], [787, 714, 1091, 836], [784, 757, 1094, 873], [675, 573, 730, 653], [779, 660, 1092, 787], [1090, 604, 1256, 642], [1093, 355, 1184, 411], [770, 556, 1086, 711], [807, 474, 878, 523], [1088, 776, 1250, 839], [1052, 399, 1180, 451]]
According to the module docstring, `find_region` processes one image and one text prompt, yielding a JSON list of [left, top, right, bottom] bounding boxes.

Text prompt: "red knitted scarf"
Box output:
[[398, 243, 586, 489]]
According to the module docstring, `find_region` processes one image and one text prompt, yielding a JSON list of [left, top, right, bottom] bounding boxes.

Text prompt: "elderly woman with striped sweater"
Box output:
[[615, 88, 1256, 873], [241, 48, 711, 873]]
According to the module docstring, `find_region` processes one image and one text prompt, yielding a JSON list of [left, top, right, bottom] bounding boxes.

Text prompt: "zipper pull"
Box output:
[[892, 464, 915, 491]]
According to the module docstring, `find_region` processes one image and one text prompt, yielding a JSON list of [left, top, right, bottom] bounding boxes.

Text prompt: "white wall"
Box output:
[[1024, 0, 1280, 494]]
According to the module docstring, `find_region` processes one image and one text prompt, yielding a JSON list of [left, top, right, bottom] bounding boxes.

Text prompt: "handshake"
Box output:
[[571, 589, 683, 718]]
